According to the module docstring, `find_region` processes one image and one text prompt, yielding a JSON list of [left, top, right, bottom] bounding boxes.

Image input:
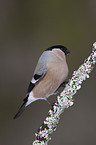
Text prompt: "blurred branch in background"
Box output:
[[33, 42, 96, 145]]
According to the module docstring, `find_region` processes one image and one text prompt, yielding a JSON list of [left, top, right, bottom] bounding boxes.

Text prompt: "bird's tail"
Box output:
[[13, 95, 29, 119], [13, 93, 37, 119], [13, 101, 26, 119]]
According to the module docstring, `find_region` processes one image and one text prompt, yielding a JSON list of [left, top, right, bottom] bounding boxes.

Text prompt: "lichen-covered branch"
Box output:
[[33, 42, 96, 145]]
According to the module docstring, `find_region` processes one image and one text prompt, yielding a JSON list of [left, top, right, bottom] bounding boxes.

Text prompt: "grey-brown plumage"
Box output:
[[14, 45, 70, 119]]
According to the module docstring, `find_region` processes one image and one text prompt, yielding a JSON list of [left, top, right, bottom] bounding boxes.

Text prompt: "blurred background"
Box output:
[[0, 0, 96, 145]]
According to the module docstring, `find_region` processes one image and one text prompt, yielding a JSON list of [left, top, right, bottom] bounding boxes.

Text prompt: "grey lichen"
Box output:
[[33, 42, 96, 145]]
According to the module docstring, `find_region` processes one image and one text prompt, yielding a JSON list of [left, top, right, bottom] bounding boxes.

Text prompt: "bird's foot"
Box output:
[[60, 81, 69, 88]]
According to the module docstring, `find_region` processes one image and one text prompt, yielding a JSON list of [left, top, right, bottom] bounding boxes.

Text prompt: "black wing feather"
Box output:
[[27, 73, 45, 93], [34, 74, 42, 80], [27, 82, 35, 93]]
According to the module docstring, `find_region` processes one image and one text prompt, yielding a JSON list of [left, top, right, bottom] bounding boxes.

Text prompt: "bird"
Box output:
[[14, 45, 70, 119]]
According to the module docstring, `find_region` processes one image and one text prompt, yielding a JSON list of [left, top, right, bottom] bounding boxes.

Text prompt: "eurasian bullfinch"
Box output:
[[14, 45, 70, 119]]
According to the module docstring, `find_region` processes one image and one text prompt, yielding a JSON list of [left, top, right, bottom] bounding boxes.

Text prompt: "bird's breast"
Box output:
[[33, 60, 68, 99]]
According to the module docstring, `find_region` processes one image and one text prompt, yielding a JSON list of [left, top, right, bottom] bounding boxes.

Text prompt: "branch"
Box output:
[[33, 42, 96, 145]]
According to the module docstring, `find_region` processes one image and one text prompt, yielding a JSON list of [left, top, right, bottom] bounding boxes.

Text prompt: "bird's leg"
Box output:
[[53, 91, 58, 95], [55, 81, 69, 92], [45, 98, 52, 106], [59, 81, 69, 88]]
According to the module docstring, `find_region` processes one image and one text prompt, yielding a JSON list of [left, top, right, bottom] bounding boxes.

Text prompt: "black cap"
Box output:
[[45, 45, 70, 55]]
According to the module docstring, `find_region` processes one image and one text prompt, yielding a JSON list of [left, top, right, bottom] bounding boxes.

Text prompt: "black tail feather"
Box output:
[[13, 102, 26, 119], [14, 95, 29, 119]]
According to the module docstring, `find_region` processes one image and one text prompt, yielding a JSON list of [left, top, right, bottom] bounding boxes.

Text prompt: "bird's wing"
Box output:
[[27, 64, 47, 93]]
